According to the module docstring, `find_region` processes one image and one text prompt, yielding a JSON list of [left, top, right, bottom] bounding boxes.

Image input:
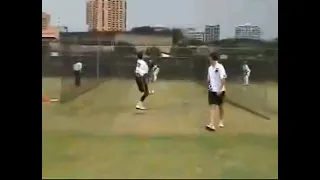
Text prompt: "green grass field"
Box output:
[[42, 78, 278, 179]]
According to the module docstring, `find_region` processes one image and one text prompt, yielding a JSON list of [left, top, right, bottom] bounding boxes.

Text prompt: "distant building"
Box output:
[[185, 31, 204, 41], [42, 12, 59, 39], [182, 28, 205, 41], [235, 23, 261, 40], [42, 12, 50, 30], [86, 0, 127, 32], [205, 25, 220, 42]]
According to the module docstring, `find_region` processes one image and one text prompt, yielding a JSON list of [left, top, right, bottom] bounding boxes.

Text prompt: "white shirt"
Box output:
[[152, 65, 160, 75], [73, 62, 83, 71], [135, 59, 149, 76], [242, 64, 251, 74], [207, 63, 227, 92]]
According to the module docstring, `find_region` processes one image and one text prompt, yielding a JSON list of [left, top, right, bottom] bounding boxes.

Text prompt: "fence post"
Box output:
[[96, 36, 100, 80], [263, 83, 268, 114]]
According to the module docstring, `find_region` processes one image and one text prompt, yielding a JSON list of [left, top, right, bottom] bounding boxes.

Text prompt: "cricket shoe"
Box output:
[[136, 102, 147, 110], [206, 124, 216, 131], [219, 122, 224, 128]]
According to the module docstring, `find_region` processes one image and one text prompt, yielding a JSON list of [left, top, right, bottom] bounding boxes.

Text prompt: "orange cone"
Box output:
[[42, 96, 50, 103]]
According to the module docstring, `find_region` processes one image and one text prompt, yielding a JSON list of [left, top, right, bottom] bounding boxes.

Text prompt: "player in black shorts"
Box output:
[[134, 52, 156, 110], [206, 52, 227, 131]]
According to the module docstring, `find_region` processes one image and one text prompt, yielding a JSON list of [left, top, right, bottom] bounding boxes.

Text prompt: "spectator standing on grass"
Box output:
[[206, 52, 227, 131], [242, 61, 251, 85], [148, 59, 160, 82], [73, 60, 83, 87]]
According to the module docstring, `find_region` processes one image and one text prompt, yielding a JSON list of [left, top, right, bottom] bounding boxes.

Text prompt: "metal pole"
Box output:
[[96, 36, 100, 80]]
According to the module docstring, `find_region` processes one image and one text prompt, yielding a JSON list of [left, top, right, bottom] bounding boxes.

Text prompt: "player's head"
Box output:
[[209, 52, 219, 65], [137, 51, 143, 59], [243, 61, 247, 64]]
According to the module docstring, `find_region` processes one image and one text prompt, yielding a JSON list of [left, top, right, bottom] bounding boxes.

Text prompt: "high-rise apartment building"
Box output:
[[42, 12, 59, 39], [86, 0, 127, 32], [205, 25, 220, 42], [235, 23, 261, 40], [42, 12, 50, 29]]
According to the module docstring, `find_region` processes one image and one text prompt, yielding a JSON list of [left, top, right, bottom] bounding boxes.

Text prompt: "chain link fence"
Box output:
[[42, 37, 277, 119]]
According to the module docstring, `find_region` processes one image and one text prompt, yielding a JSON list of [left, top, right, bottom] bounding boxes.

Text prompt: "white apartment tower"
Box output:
[[235, 23, 261, 40]]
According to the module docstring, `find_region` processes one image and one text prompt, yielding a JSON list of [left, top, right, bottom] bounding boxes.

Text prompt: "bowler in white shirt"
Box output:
[[206, 52, 227, 131], [134, 52, 154, 110], [73, 61, 83, 87]]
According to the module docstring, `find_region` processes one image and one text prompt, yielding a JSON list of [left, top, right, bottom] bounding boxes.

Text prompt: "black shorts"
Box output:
[[135, 74, 149, 93], [208, 91, 225, 105]]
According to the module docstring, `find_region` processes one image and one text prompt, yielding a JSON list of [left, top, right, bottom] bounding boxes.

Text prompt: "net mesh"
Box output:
[[42, 35, 277, 119]]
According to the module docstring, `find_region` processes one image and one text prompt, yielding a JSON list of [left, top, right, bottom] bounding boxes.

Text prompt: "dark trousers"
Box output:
[[135, 74, 149, 102], [74, 70, 81, 87]]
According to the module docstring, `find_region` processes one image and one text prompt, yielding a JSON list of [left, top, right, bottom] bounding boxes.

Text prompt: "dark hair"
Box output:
[[137, 51, 143, 59], [209, 52, 219, 61]]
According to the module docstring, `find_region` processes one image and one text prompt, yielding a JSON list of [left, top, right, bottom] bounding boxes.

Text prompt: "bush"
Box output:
[[145, 46, 161, 57]]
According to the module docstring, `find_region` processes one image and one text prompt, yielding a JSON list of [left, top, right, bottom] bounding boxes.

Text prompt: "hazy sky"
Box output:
[[42, 0, 278, 39]]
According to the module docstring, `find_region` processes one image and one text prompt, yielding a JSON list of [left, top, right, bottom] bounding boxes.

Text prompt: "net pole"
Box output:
[[96, 36, 100, 80]]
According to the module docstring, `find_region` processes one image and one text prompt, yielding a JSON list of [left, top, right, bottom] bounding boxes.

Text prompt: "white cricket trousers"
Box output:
[[244, 75, 250, 85]]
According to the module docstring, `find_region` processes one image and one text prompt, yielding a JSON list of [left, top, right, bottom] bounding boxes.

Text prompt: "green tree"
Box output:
[[145, 46, 162, 57], [172, 28, 184, 45]]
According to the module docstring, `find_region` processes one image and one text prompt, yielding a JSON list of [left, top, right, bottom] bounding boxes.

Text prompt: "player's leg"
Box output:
[[206, 91, 219, 131], [74, 71, 77, 86], [135, 75, 144, 93], [136, 75, 152, 110], [218, 91, 226, 128], [135, 75, 146, 110], [74, 70, 80, 87], [140, 75, 150, 100], [244, 75, 249, 85]]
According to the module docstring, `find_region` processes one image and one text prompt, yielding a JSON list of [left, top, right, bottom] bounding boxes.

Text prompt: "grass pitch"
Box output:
[[42, 78, 278, 179]]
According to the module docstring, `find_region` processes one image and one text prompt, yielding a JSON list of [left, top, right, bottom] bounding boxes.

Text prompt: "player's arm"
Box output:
[[219, 65, 227, 92], [79, 63, 83, 72]]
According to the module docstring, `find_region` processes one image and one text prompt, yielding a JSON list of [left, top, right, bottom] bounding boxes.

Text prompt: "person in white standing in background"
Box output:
[[242, 61, 251, 85], [206, 52, 227, 131], [149, 60, 160, 82], [73, 61, 83, 87]]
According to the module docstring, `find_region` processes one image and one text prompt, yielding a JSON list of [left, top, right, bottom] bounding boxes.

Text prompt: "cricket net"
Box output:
[[42, 36, 278, 119]]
